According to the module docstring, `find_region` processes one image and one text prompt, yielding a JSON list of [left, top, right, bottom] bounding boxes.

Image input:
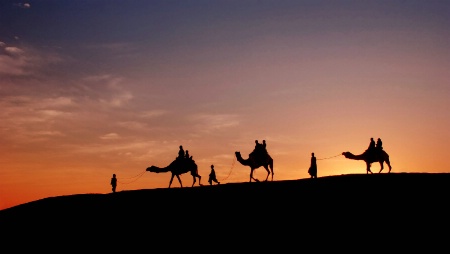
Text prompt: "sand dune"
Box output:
[[1, 172, 449, 250]]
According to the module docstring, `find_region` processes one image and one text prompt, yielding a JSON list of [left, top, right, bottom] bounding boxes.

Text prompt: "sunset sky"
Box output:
[[1, 0, 449, 210]]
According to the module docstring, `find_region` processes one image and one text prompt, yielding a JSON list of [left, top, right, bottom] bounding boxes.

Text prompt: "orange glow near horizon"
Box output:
[[2, 135, 448, 210]]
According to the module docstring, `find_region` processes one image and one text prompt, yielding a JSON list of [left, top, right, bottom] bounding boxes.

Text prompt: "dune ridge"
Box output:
[[1, 172, 449, 249]]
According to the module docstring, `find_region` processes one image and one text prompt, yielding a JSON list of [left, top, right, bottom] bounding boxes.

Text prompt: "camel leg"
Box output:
[[176, 175, 183, 187], [378, 161, 384, 173], [386, 160, 392, 173], [366, 162, 373, 174], [192, 176, 196, 187], [270, 164, 274, 181], [169, 174, 175, 188], [250, 168, 259, 182], [192, 175, 202, 187], [263, 165, 270, 181]]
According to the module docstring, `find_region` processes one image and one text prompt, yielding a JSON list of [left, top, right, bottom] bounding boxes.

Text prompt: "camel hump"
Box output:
[[369, 148, 387, 160], [249, 148, 269, 164]]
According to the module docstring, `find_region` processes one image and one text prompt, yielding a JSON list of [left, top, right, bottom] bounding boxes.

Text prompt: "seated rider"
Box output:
[[255, 140, 261, 150], [251, 139, 268, 161], [185, 150, 193, 160], [376, 138, 383, 150], [178, 145, 184, 159], [366, 138, 377, 159], [368, 138, 375, 151]]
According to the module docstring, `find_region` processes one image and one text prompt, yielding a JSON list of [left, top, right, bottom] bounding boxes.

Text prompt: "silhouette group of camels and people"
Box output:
[[235, 140, 274, 183], [342, 137, 392, 174], [111, 137, 392, 192], [143, 140, 275, 189], [145, 145, 203, 188]]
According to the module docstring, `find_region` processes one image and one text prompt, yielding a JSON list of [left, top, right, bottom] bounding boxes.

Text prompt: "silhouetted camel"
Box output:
[[146, 158, 202, 188], [342, 149, 392, 174], [235, 151, 274, 182]]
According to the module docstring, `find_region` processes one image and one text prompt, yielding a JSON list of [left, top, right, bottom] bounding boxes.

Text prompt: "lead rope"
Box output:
[[117, 170, 147, 185], [317, 153, 342, 160], [219, 154, 237, 182]]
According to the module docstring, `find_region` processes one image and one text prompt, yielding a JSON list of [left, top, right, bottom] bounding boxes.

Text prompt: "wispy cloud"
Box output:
[[0, 42, 29, 76], [63, 139, 165, 160], [191, 113, 240, 133], [4, 46, 25, 56], [13, 2, 31, 9], [0, 95, 75, 143], [116, 121, 148, 132], [81, 74, 133, 107], [101, 92, 133, 107], [140, 110, 168, 118], [100, 133, 120, 140], [0, 41, 63, 77], [41, 97, 74, 107]]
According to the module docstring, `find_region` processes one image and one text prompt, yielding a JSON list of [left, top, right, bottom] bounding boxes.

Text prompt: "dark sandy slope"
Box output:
[[1, 173, 449, 250]]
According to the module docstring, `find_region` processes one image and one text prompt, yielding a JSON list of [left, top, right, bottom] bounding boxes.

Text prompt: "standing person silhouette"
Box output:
[[110, 174, 117, 193], [208, 164, 220, 185], [308, 153, 317, 179]]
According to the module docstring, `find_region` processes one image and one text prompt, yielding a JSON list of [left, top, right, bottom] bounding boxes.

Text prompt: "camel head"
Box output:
[[235, 151, 243, 159], [146, 165, 163, 173], [342, 152, 351, 158]]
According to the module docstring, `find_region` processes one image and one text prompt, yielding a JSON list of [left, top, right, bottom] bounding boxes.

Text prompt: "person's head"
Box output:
[[211, 164, 214, 168], [186, 150, 189, 153], [180, 145, 183, 149], [255, 140, 258, 144], [371, 138, 374, 141], [263, 140, 266, 144], [378, 138, 381, 141], [312, 152, 314, 157], [113, 174, 116, 177]]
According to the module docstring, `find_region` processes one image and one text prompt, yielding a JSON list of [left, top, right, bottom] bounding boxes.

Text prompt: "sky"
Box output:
[[1, 0, 449, 210]]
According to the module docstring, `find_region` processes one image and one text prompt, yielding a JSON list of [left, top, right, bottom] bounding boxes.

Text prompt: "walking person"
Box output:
[[308, 153, 317, 179], [111, 173, 117, 193], [208, 164, 220, 185]]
